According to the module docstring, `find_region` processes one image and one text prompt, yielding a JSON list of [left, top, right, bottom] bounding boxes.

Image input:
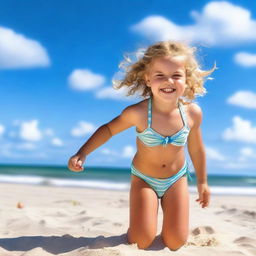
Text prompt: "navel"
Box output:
[[162, 164, 166, 168]]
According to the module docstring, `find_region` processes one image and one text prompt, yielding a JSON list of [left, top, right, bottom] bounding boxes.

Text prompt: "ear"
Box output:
[[144, 74, 151, 87]]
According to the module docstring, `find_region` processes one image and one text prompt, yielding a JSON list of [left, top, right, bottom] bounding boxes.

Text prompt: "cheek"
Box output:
[[177, 80, 186, 87], [176, 82, 187, 93], [152, 78, 162, 83]]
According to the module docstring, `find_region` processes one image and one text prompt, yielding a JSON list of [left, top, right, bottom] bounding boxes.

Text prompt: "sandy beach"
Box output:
[[0, 183, 256, 256]]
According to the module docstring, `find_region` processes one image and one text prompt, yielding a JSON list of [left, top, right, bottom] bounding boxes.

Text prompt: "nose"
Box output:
[[165, 77, 174, 85]]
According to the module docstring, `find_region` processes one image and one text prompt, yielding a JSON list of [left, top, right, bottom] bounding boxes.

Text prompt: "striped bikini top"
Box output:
[[136, 97, 190, 147]]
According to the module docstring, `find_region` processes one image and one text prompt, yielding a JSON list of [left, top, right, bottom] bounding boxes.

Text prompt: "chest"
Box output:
[[137, 107, 191, 137]]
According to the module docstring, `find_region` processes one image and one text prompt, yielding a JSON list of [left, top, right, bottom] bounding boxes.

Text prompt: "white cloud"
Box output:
[[68, 69, 105, 91], [240, 147, 254, 157], [51, 137, 63, 147], [131, 16, 186, 42], [101, 148, 119, 156], [95, 86, 141, 101], [223, 116, 256, 143], [0, 26, 50, 69], [0, 124, 5, 136], [131, 1, 256, 46], [101, 145, 136, 159], [71, 121, 96, 137], [122, 145, 136, 158], [234, 52, 256, 67], [227, 91, 256, 109], [205, 146, 225, 161], [20, 120, 42, 142], [239, 147, 256, 162], [223, 161, 256, 169], [0, 142, 48, 159]]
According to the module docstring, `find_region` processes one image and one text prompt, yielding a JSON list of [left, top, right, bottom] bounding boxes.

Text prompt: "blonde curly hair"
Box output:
[[113, 41, 216, 104]]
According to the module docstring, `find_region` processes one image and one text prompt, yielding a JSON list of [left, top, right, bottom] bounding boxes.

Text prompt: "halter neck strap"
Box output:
[[147, 97, 188, 128]]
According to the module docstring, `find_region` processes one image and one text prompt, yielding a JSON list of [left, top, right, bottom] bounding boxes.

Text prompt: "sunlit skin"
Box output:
[[145, 55, 187, 113], [68, 54, 210, 250], [144, 55, 210, 208]]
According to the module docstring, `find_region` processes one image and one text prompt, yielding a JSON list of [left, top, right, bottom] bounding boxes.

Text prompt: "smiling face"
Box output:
[[145, 55, 187, 101]]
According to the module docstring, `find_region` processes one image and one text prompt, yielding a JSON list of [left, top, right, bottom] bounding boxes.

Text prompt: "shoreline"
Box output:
[[1, 183, 256, 255], [1, 180, 256, 197]]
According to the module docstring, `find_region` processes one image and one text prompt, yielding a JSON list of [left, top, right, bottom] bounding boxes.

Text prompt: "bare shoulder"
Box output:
[[106, 98, 148, 136], [121, 98, 148, 123], [186, 102, 203, 128]]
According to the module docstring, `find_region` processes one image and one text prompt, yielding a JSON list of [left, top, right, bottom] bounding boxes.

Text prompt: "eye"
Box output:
[[154, 74, 164, 79]]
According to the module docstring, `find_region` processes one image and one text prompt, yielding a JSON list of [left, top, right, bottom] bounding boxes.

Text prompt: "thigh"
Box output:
[[161, 175, 189, 240], [128, 174, 159, 241]]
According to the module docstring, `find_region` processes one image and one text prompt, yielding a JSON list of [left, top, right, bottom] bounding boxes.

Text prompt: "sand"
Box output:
[[0, 183, 256, 256]]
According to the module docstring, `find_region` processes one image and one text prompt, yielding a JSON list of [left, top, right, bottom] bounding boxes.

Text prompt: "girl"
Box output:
[[68, 41, 215, 251]]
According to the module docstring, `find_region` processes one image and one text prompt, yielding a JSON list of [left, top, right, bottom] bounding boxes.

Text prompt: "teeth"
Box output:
[[161, 88, 175, 92]]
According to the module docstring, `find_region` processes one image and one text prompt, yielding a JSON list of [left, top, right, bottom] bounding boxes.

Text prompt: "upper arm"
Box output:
[[105, 105, 137, 136], [187, 103, 204, 154]]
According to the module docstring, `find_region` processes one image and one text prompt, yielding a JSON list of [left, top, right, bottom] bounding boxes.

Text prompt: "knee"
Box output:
[[161, 234, 187, 251], [127, 229, 155, 249], [133, 239, 154, 250], [165, 239, 187, 251]]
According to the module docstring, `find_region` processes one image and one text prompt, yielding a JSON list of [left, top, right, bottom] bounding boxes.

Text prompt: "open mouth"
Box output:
[[160, 88, 176, 93]]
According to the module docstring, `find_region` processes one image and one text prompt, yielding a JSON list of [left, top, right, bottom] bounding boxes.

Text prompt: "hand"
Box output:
[[196, 182, 210, 208], [68, 154, 86, 172]]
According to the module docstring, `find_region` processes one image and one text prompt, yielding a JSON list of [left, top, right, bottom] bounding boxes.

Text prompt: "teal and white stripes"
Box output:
[[131, 161, 192, 198], [136, 97, 190, 147]]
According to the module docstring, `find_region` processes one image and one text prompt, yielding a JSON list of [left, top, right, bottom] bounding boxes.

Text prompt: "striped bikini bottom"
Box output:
[[131, 161, 192, 199]]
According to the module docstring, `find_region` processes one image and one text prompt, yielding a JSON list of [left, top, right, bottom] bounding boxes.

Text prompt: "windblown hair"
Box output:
[[113, 41, 216, 104]]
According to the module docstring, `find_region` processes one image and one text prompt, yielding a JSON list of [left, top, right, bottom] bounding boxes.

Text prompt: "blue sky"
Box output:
[[0, 0, 256, 175]]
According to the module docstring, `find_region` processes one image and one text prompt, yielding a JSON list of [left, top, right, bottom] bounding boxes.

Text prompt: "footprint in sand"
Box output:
[[56, 211, 67, 217], [227, 208, 237, 214], [113, 222, 123, 227], [242, 210, 256, 218], [234, 236, 256, 255], [215, 207, 237, 215], [119, 199, 128, 204], [107, 199, 128, 208], [217, 207, 256, 222], [92, 219, 109, 226], [192, 226, 215, 235], [71, 216, 93, 224], [39, 219, 46, 226], [186, 226, 218, 247], [78, 210, 87, 215], [234, 236, 256, 244]]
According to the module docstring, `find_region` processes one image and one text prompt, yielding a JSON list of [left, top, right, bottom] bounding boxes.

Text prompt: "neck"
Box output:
[[151, 96, 179, 114]]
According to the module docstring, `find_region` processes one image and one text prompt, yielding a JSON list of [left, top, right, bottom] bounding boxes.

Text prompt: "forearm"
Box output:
[[76, 124, 112, 157], [189, 149, 208, 184]]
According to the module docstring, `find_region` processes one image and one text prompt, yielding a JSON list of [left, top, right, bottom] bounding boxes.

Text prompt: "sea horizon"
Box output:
[[0, 164, 256, 196]]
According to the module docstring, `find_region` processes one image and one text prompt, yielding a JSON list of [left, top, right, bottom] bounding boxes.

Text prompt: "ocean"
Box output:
[[0, 164, 256, 196]]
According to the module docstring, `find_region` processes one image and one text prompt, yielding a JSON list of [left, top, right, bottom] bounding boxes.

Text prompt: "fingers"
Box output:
[[203, 191, 210, 208], [68, 156, 84, 172], [196, 192, 210, 208], [77, 160, 83, 167]]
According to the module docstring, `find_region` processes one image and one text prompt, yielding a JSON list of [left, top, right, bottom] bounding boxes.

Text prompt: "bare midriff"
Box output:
[[131, 138, 186, 178]]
